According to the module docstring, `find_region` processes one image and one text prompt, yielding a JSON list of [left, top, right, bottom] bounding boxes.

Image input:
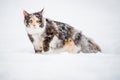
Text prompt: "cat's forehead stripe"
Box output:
[[29, 13, 41, 19], [30, 15, 39, 20]]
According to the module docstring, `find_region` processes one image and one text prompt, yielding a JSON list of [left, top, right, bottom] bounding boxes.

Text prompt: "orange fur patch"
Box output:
[[63, 38, 76, 53]]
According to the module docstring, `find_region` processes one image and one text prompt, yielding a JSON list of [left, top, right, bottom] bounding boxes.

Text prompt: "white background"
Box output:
[[0, 0, 120, 80]]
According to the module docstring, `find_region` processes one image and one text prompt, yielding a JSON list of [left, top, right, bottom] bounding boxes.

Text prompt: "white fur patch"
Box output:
[[32, 34, 44, 51], [26, 26, 45, 52], [50, 36, 62, 50], [25, 26, 45, 35]]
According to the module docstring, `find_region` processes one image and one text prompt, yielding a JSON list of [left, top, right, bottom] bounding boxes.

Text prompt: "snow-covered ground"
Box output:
[[0, 53, 120, 80], [0, 0, 120, 80]]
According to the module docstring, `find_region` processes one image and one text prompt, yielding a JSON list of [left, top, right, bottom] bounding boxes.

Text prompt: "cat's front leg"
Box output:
[[43, 36, 53, 52], [34, 47, 43, 53], [33, 43, 43, 53], [33, 36, 44, 53], [28, 34, 42, 53]]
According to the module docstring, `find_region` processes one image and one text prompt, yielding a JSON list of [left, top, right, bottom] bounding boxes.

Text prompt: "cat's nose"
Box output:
[[33, 24, 36, 27]]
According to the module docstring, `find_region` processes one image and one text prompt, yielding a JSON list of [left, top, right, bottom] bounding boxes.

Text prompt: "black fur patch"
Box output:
[[54, 21, 74, 43], [24, 15, 31, 27], [28, 34, 34, 43], [43, 19, 57, 52], [74, 32, 82, 46]]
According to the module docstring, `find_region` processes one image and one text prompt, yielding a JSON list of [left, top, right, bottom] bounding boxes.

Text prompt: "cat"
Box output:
[[23, 9, 101, 53]]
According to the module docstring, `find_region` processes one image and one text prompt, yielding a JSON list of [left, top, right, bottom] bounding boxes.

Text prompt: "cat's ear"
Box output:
[[38, 8, 44, 15], [23, 10, 29, 18]]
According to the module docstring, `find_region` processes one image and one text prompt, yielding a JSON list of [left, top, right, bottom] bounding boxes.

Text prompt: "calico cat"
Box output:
[[23, 9, 101, 53]]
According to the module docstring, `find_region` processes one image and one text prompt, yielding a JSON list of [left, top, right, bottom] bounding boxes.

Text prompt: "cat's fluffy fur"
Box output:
[[23, 9, 101, 53]]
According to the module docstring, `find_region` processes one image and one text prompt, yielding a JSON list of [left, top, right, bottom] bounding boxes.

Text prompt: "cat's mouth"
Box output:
[[31, 24, 42, 29], [32, 25, 36, 28], [32, 23, 43, 28], [26, 26, 44, 34]]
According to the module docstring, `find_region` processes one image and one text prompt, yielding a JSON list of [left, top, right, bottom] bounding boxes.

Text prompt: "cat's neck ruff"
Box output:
[[26, 18, 47, 35]]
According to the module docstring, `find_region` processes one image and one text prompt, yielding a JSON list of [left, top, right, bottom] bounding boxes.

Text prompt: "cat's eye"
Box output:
[[36, 20, 41, 23], [29, 20, 33, 23]]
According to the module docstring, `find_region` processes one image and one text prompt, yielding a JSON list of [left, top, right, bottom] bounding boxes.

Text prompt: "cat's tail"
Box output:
[[86, 37, 101, 53], [73, 31, 101, 53]]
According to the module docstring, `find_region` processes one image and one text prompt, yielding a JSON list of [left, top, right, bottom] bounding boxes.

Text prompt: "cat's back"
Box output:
[[51, 20, 74, 41], [53, 20, 72, 29]]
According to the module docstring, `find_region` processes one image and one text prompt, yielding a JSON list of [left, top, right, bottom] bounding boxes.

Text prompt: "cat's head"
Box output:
[[23, 9, 44, 29]]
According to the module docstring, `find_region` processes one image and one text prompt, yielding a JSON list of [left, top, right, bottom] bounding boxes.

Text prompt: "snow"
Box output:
[[0, 53, 120, 80], [0, 0, 120, 80]]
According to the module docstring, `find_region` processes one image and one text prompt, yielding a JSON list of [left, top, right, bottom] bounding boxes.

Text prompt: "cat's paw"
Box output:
[[35, 50, 42, 53]]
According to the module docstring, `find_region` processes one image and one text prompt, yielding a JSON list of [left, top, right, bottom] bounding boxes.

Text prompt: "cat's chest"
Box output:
[[32, 34, 39, 40], [26, 27, 45, 42], [25, 26, 45, 35], [31, 34, 43, 42], [30, 33, 44, 51]]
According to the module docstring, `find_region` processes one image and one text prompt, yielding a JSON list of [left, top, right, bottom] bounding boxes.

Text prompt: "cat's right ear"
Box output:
[[23, 10, 29, 18]]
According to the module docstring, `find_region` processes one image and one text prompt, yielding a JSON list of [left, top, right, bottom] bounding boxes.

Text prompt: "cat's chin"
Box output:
[[25, 26, 45, 35]]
